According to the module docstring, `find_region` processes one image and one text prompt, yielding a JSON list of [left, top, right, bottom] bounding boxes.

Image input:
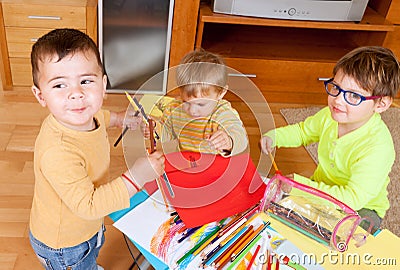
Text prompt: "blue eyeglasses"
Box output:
[[324, 78, 382, 106]]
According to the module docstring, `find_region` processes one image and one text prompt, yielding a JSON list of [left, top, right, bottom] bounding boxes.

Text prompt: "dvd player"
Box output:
[[212, 0, 369, 22]]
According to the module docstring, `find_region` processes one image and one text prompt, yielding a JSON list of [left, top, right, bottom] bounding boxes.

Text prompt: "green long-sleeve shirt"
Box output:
[[265, 107, 394, 218]]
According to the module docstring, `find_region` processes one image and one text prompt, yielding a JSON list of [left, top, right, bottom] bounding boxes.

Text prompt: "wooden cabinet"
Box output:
[[382, 0, 400, 61], [0, 0, 97, 91], [169, 0, 400, 104]]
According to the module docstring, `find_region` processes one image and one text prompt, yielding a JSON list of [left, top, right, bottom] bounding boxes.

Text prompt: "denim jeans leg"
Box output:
[[29, 227, 105, 270]]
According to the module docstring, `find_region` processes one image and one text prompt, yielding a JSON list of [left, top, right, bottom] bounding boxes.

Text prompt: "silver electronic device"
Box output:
[[212, 0, 370, 22]]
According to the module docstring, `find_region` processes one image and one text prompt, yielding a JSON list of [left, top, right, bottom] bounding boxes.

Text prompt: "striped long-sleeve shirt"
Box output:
[[161, 99, 248, 156]]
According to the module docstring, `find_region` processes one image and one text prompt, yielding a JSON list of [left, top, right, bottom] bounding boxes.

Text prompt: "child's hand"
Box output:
[[140, 118, 156, 139], [260, 135, 274, 155], [207, 130, 233, 153], [141, 121, 150, 139], [123, 111, 142, 130], [112, 111, 142, 130], [127, 151, 165, 188]]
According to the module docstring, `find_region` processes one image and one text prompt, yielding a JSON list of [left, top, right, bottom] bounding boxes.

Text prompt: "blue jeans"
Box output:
[[29, 226, 105, 270]]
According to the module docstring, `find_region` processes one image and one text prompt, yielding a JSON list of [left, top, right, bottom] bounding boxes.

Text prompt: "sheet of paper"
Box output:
[[113, 190, 171, 250], [113, 190, 216, 268], [161, 151, 267, 228]]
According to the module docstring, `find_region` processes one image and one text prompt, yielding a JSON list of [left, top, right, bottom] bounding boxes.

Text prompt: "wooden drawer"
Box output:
[[6, 27, 56, 58], [225, 58, 335, 94], [2, 3, 86, 29], [9, 58, 32, 86]]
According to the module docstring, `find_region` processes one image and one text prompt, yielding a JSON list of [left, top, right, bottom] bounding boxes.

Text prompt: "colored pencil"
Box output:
[[162, 172, 175, 197], [201, 219, 248, 258], [218, 214, 242, 236], [201, 245, 223, 266], [113, 126, 128, 147], [275, 257, 280, 270], [201, 225, 249, 267], [173, 214, 180, 223], [200, 242, 221, 261], [212, 225, 255, 267], [230, 224, 264, 261], [124, 91, 160, 139], [231, 221, 270, 261], [190, 223, 210, 241], [262, 249, 269, 270], [219, 218, 247, 241], [178, 227, 200, 243], [219, 211, 258, 247], [148, 118, 156, 153], [267, 252, 272, 270], [155, 176, 169, 210], [193, 226, 221, 256], [219, 211, 261, 248], [267, 151, 281, 175], [219, 205, 258, 237], [256, 236, 270, 270], [227, 235, 262, 270], [219, 221, 247, 247], [244, 204, 261, 218], [113, 110, 139, 147], [217, 234, 261, 269], [269, 213, 329, 246], [177, 225, 187, 234], [231, 221, 270, 262], [176, 225, 220, 265], [148, 117, 175, 198], [246, 244, 261, 270]]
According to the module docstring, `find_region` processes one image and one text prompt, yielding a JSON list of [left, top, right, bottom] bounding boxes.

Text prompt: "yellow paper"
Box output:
[[139, 94, 174, 118], [272, 218, 400, 270]]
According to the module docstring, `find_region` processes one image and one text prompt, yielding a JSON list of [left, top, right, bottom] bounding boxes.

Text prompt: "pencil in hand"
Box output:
[[113, 126, 129, 147], [113, 110, 140, 147], [124, 91, 160, 140], [268, 151, 281, 175]]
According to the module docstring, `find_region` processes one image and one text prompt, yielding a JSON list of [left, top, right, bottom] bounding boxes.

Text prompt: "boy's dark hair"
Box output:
[[176, 48, 227, 97], [31, 28, 103, 87], [333, 46, 400, 98]]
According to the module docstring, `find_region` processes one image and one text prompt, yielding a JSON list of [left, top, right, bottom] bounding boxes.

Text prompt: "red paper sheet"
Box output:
[[159, 151, 266, 228]]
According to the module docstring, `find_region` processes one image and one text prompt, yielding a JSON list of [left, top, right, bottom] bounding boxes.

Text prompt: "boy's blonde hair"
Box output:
[[176, 49, 227, 97], [31, 28, 103, 87], [333, 46, 400, 98]]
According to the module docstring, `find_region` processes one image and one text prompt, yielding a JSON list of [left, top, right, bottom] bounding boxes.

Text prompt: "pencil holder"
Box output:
[[260, 174, 362, 252]]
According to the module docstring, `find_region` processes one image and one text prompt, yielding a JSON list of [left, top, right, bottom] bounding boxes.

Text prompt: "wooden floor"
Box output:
[[0, 88, 318, 270]]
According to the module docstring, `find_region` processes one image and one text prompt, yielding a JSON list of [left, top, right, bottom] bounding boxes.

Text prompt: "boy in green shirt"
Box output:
[[260, 46, 400, 233]]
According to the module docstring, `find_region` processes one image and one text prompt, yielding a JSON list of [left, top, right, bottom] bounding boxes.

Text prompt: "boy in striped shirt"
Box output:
[[158, 49, 248, 156]]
